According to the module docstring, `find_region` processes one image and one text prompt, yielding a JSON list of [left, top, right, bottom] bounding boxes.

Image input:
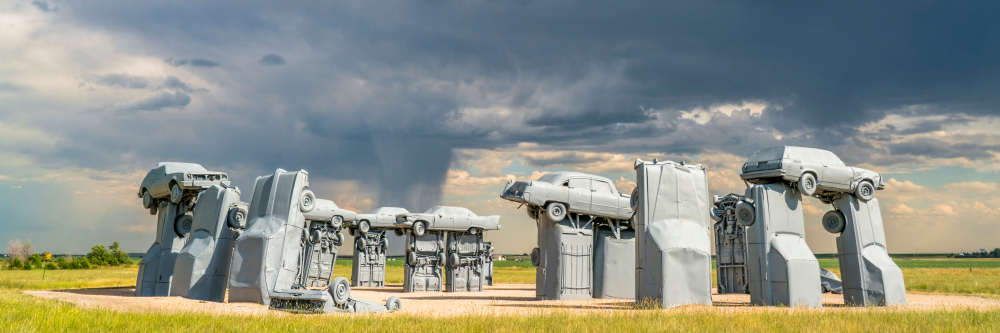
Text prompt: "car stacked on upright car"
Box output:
[[138, 162, 230, 215], [500, 172, 632, 222], [395, 206, 500, 236], [350, 207, 410, 236], [739, 146, 884, 202]]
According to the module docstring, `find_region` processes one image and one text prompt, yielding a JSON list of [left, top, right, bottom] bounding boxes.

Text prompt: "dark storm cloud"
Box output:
[[117, 91, 191, 112], [14, 0, 1000, 208], [889, 138, 1000, 161], [258, 54, 286, 66], [31, 1, 57, 13], [91, 74, 150, 90]]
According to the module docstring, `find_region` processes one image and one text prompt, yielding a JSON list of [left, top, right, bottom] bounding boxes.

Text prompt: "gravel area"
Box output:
[[25, 284, 1000, 317]]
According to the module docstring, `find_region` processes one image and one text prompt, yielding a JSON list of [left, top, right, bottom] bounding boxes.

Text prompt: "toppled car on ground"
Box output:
[[739, 146, 884, 202], [500, 172, 632, 222], [349, 207, 410, 235], [395, 206, 500, 236], [138, 162, 230, 208]]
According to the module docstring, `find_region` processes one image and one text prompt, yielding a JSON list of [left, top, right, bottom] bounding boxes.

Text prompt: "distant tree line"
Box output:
[[951, 248, 1000, 258], [3, 239, 132, 270]]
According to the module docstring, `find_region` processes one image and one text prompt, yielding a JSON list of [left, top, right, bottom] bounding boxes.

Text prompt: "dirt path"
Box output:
[[25, 284, 1000, 317]]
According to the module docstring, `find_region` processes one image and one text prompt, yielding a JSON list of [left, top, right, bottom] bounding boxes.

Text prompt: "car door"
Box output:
[[821, 164, 853, 190], [456, 209, 473, 229], [436, 208, 455, 229], [567, 178, 592, 213], [590, 180, 619, 217]]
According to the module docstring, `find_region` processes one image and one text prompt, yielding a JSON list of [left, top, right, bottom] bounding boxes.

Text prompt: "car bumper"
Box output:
[[739, 169, 786, 180], [180, 180, 230, 189]]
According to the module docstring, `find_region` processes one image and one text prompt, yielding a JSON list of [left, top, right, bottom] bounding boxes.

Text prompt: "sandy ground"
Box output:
[[25, 284, 1000, 317]]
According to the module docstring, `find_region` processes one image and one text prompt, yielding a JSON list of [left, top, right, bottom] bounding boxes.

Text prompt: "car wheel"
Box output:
[[330, 216, 343, 229], [438, 252, 447, 267], [530, 247, 540, 267], [710, 207, 724, 222], [450, 253, 460, 268], [356, 237, 367, 251], [169, 183, 184, 204], [334, 232, 344, 246], [330, 277, 350, 305], [413, 221, 426, 237], [142, 190, 153, 209], [823, 210, 846, 234], [798, 173, 817, 196], [380, 237, 389, 251], [394, 228, 405, 237], [174, 214, 194, 237], [359, 220, 370, 234], [407, 251, 418, 266], [546, 202, 567, 221], [735, 202, 755, 226], [468, 227, 478, 235], [855, 181, 876, 201], [385, 296, 402, 311], [526, 206, 540, 220], [299, 189, 316, 213], [227, 206, 248, 229], [630, 187, 640, 211], [149, 205, 158, 216]]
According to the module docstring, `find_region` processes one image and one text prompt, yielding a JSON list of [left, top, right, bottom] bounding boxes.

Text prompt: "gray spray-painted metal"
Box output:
[[534, 213, 594, 300], [136, 201, 190, 296], [483, 242, 495, 286], [396, 206, 500, 233], [820, 268, 844, 294], [744, 182, 823, 308], [501, 172, 633, 220], [403, 230, 447, 292], [445, 232, 489, 292], [739, 146, 885, 202], [228, 169, 389, 313], [633, 159, 712, 308], [593, 225, 635, 299], [136, 162, 230, 297], [830, 196, 907, 306], [352, 230, 387, 288], [171, 184, 248, 301], [713, 194, 750, 294]]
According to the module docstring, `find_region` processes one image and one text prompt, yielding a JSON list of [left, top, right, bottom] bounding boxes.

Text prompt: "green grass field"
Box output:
[[4, 258, 1000, 332]]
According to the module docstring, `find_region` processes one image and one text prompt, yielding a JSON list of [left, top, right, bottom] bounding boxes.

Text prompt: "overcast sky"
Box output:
[[2, 1, 999, 255]]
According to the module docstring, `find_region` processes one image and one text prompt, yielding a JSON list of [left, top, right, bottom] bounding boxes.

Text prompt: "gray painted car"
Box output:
[[350, 207, 410, 234], [739, 146, 884, 202], [395, 206, 500, 236], [500, 172, 632, 222], [138, 162, 230, 208]]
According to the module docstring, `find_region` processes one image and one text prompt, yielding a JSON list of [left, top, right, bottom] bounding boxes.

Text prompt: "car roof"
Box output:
[[156, 162, 208, 174], [746, 146, 845, 166], [536, 172, 613, 185], [371, 207, 409, 214]]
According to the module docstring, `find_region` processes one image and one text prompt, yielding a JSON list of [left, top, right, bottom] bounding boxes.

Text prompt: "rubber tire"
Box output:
[[385, 296, 402, 311], [394, 228, 405, 237], [299, 189, 316, 213], [855, 181, 875, 201], [142, 190, 153, 209], [169, 183, 184, 204], [710, 207, 724, 222], [526, 206, 540, 220], [359, 220, 370, 234], [798, 173, 817, 196], [149, 205, 158, 216], [735, 202, 756, 227], [330, 216, 343, 229], [407, 251, 418, 266], [356, 237, 367, 251], [227, 206, 248, 229], [450, 253, 460, 268], [438, 253, 447, 267], [823, 210, 846, 234], [546, 202, 567, 221], [630, 187, 640, 211], [174, 215, 194, 237], [380, 237, 389, 251], [333, 232, 344, 246], [530, 247, 540, 267], [330, 277, 350, 305], [468, 227, 478, 235], [413, 221, 426, 237]]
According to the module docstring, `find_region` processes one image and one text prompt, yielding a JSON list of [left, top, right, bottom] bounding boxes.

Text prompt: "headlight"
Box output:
[[742, 163, 747, 172]]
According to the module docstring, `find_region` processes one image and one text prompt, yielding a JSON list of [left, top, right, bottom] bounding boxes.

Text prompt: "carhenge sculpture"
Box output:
[[501, 172, 634, 300], [171, 184, 249, 302], [136, 162, 230, 297], [348, 207, 407, 288], [395, 206, 500, 292], [228, 169, 400, 313], [711, 194, 750, 294], [632, 159, 713, 308]]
